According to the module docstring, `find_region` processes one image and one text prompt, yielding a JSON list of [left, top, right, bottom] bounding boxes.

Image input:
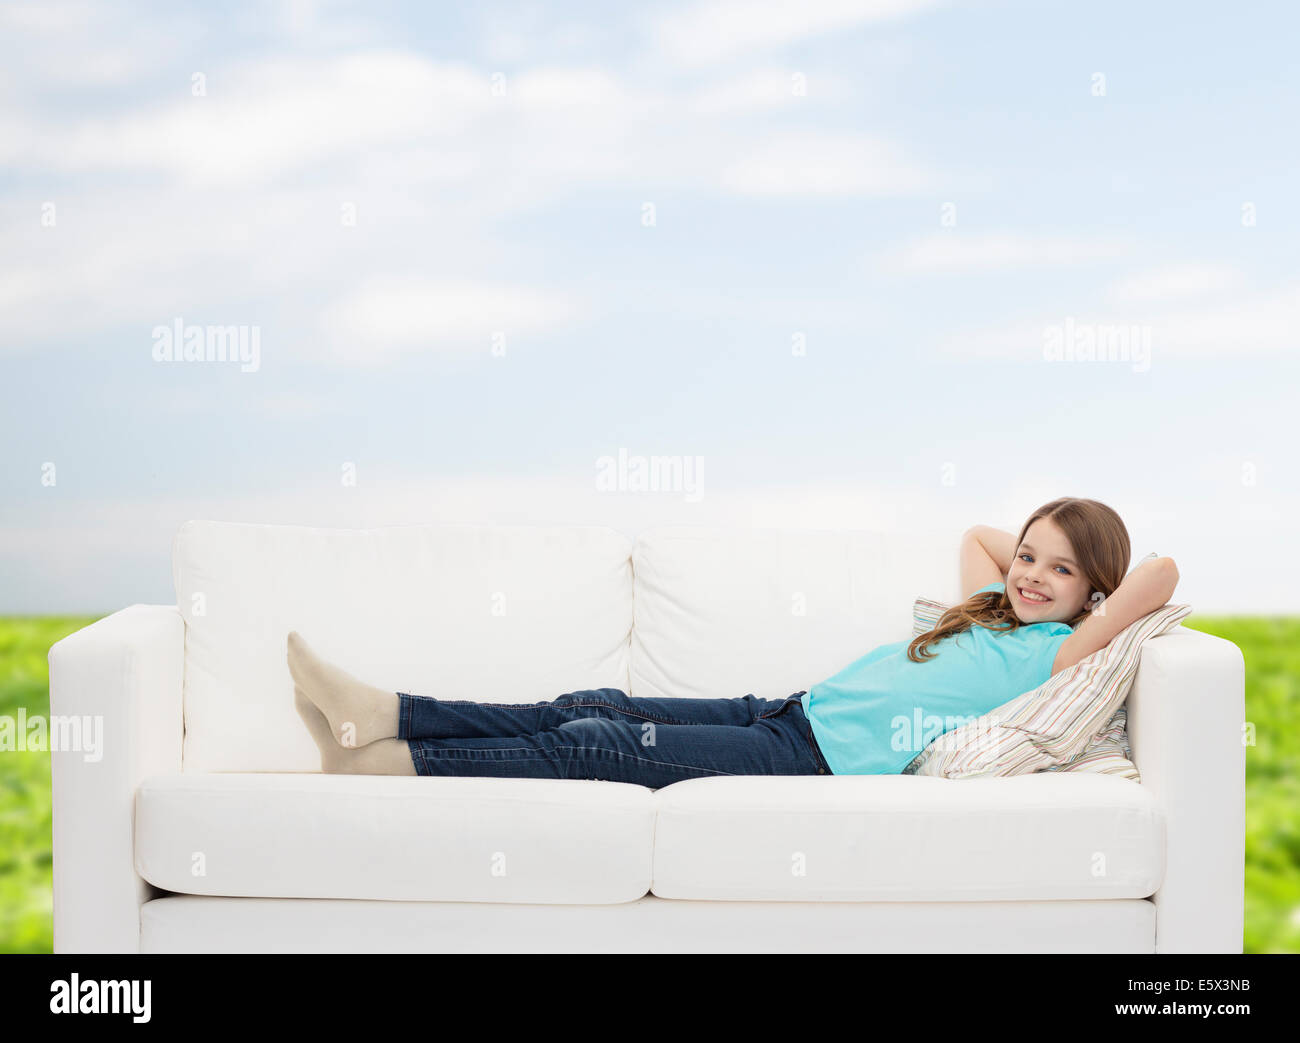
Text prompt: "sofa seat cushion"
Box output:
[[651, 773, 1163, 901], [136, 774, 655, 904]]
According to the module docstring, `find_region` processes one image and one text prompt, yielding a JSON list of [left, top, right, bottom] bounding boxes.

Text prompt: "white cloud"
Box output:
[[1152, 282, 1300, 354], [0, 3, 203, 88], [1109, 263, 1245, 302], [0, 41, 939, 211], [482, 20, 603, 66], [279, 0, 320, 35], [934, 281, 1300, 360], [7, 53, 489, 186], [0, 53, 677, 189], [690, 67, 850, 114], [650, 0, 942, 68], [510, 66, 630, 107], [316, 276, 589, 365], [0, 1, 96, 32], [720, 131, 940, 196], [877, 233, 1132, 274], [0, 44, 942, 359], [0, 183, 401, 348]]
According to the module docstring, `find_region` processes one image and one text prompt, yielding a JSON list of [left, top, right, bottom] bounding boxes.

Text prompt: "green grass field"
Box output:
[[1, 615, 1296, 953]]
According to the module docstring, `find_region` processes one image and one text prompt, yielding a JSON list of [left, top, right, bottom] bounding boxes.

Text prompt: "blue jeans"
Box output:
[[396, 687, 833, 787]]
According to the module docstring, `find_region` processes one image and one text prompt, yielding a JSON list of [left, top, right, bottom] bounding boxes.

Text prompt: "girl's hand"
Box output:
[[1053, 556, 1179, 674]]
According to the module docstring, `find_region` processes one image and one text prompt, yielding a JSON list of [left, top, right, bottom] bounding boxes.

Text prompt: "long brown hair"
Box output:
[[906, 497, 1131, 663]]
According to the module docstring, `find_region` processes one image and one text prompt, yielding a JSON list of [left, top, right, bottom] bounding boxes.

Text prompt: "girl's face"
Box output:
[[1005, 517, 1093, 625]]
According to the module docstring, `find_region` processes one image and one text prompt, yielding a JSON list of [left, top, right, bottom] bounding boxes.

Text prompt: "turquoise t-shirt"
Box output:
[[801, 582, 1074, 775]]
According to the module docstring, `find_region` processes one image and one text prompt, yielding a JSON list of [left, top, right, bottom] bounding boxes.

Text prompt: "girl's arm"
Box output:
[[1051, 556, 1180, 675], [960, 525, 1017, 597]]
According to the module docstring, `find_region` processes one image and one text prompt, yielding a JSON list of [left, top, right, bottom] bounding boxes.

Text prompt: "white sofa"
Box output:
[[48, 520, 1246, 953]]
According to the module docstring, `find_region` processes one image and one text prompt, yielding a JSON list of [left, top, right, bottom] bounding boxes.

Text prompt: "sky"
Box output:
[[1, 0, 1298, 614]]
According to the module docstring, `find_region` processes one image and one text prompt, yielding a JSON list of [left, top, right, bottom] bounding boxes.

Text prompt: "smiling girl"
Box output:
[[289, 497, 1178, 784], [806, 497, 1177, 774]]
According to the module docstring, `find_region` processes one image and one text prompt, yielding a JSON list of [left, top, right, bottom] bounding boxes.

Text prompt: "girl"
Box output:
[[290, 497, 1179, 784]]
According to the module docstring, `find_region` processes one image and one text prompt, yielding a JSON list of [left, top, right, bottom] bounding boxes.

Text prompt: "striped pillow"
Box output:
[[903, 589, 1188, 780], [1038, 704, 1140, 780]]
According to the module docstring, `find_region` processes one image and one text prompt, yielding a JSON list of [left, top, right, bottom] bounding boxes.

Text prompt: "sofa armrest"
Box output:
[[1125, 624, 1245, 954], [48, 605, 184, 953]]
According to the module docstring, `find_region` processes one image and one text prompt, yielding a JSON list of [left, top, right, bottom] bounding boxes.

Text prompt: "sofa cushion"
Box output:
[[173, 521, 634, 772], [135, 774, 655, 904], [631, 525, 966, 701], [651, 773, 1163, 901]]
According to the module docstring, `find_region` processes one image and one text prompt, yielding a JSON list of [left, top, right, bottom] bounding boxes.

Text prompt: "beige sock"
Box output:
[[294, 690, 415, 775], [287, 631, 400, 748]]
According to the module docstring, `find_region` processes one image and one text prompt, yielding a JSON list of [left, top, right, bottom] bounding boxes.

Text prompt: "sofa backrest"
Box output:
[[173, 521, 634, 772], [173, 520, 968, 772], [630, 525, 965, 702]]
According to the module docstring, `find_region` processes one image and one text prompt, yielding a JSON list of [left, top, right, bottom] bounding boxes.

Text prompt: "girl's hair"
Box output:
[[906, 497, 1131, 663]]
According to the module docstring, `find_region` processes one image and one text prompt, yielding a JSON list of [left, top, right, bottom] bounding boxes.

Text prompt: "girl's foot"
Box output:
[[286, 631, 400, 747], [294, 689, 416, 775]]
